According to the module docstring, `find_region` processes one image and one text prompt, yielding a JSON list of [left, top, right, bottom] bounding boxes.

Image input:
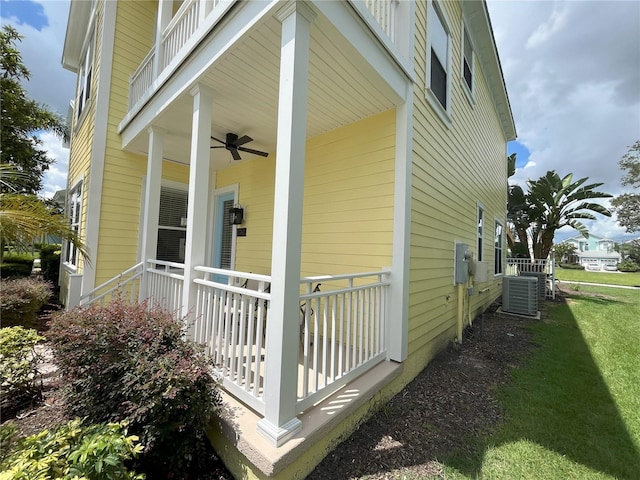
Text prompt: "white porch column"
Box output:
[[257, 1, 315, 447], [139, 126, 165, 300], [388, 90, 412, 362], [152, 0, 173, 77], [181, 84, 213, 332]]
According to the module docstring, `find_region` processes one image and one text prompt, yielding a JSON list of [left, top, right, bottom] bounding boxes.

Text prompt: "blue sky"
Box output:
[[2, 0, 639, 242]]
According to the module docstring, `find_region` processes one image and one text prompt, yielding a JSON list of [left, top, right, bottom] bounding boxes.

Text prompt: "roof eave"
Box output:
[[61, 0, 93, 72], [461, 0, 516, 142]]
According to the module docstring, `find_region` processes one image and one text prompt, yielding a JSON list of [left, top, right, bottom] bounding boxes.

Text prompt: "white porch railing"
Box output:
[[506, 257, 555, 299], [145, 259, 185, 314], [128, 49, 155, 109], [363, 0, 399, 42], [192, 267, 271, 414], [78, 262, 144, 307], [161, 0, 202, 70], [71, 262, 391, 425], [297, 270, 390, 411]]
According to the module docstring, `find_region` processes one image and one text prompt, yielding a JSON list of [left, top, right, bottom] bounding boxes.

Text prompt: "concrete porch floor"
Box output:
[[207, 360, 403, 479]]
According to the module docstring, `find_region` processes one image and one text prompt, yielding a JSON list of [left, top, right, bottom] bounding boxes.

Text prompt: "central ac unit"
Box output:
[[520, 271, 547, 298], [502, 276, 538, 316]]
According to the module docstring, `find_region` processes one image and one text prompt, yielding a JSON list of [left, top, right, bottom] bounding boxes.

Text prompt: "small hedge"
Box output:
[[0, 278, 52, 328], [38, 244, 61, 286], [0, 262, 33, 278], [559, 263, 585, 270], [49, 299, 221, 477], [0, 326, 44, 413], [0, 419, 144, 480], [617, 259, 640, 272]]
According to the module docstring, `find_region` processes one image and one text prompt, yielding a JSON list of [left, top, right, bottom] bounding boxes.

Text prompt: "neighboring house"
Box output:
[[564, 234, 621, 270], [60, 1, 515, 478]]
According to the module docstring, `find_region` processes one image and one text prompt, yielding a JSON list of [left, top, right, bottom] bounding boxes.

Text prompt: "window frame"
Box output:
[[494, 219, 504, 276], [156, 184, 189, 264], [425, 0, 452, 126], [477, 203, 484, 262], [460, 21, 475, 105], [75, 30, 94, 124], [64, 180, 83, 269]]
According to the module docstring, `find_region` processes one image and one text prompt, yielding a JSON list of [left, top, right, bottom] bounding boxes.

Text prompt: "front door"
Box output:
[[213, 191, 235, 284]]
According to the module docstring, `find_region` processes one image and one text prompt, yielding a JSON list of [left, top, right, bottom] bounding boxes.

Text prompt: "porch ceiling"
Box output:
[[123, 8, 399, 170]]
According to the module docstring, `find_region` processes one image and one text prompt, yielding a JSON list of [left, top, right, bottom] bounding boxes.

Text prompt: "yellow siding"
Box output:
[[407, 1, 508, 363], [92, 0, 189, 286], [216, 110, 396, 280]]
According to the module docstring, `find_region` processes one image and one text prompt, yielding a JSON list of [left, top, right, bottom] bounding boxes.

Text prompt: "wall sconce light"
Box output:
[[229, 206, 244, 225]]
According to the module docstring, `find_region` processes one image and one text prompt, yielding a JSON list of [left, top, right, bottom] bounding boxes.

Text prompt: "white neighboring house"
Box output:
[[564, 234, 621, 271]]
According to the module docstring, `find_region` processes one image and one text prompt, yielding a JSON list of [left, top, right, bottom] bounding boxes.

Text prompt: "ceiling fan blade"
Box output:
[[238, 147, 269, 157], [211, 136, 226, 144], [230, 147, 242, 161], [235, 135, 253, 146], [210, 146, 226, 149]]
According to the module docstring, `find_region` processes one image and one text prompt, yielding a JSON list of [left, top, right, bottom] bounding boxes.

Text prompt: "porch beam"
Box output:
[[139, 126, 165, 300], [257, 1, 316, 447], [182, 84, 213, 332]]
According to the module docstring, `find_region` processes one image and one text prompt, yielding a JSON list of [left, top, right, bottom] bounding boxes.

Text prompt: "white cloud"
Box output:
[[488, 0, 640, 242], [39, 131, 69, 199], [1, 0, 74, 197]]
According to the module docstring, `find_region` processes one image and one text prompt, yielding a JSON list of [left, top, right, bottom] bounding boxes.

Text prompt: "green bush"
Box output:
[[0, 419, 144, 480], [38, 244, 61, 286], [0, 278, 52, 327], [617, 259, 640, 272], [49, 299, 221, 477], [2, 252, 35, 265], [559, 263, 586, 270], [0, 262, 33, 278], [0, 326, 44, 413]]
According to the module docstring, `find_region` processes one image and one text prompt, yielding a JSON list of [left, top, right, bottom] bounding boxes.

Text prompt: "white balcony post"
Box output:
[[256, 1, 315, 447], [139, 126, 165, 301], [181, 84, 213, 333], [153, 0, 173, 77]]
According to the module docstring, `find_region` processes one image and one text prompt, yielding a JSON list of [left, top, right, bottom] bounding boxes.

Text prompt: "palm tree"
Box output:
[[526, 171, 612, 259], [0, 164, 87, 263]]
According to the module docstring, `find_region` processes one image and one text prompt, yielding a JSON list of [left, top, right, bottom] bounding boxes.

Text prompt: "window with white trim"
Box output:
[[65, 182, 82, 267], [477, 204, 484, 262], [76, 32, 94, 120], [494, 220, 503, 275], [426, 1, 451, 114], [157, 186, 188, 263], [462, 23, 474, 95]]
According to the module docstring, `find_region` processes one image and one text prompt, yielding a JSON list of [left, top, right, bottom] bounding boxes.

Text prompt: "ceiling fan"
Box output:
[[210, 133, 269, 161]]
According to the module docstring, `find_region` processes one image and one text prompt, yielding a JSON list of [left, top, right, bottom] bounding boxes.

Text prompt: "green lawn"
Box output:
[[443, 285, 640, 479], [554, 267, 640, 287]]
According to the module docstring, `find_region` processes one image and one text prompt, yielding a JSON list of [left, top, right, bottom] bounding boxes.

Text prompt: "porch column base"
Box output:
[[257, 417, 302, 447]]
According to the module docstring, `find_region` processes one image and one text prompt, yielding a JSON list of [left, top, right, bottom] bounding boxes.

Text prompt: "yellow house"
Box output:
[[60, 0, 515, 478]]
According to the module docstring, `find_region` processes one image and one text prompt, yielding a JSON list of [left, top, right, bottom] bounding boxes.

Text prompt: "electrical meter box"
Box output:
[[454, 242, 470, 284]]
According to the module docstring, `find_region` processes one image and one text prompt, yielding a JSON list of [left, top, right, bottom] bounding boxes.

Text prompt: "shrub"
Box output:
[[2, 252, 35, 265], [38, 244, 61, 286], [49, 299, 221, 477], [0, 277, 52, 327], [617, 259, 640, 272], [0, 419, 144, 480], [0, 326, 44, 413], [0, 262, 33, 278], [559, 263, 585, 270]]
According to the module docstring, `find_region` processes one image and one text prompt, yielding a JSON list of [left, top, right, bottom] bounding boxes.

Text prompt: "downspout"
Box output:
[[457, 283, 464, 343]]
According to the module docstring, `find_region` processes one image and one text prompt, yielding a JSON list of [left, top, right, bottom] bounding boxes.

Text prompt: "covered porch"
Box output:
[[83, 0, 413, 450]]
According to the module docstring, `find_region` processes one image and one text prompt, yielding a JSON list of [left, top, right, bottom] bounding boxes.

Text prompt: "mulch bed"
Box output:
[[2, 295, 562, 479]]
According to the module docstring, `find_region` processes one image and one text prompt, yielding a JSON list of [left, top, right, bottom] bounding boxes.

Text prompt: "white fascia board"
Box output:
[[62, 0, 93, 72], [461, 1, 516, 142]]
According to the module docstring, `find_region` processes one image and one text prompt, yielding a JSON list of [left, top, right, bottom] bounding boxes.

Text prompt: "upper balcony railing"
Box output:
[[128, 0, 400, 111]]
